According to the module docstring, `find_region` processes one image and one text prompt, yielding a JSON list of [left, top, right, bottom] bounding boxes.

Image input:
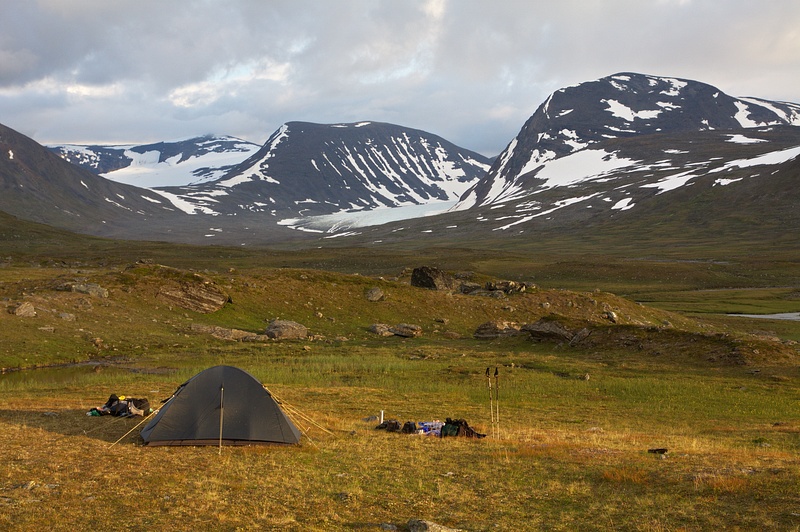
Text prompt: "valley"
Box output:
[[1, 71, 799, 530]]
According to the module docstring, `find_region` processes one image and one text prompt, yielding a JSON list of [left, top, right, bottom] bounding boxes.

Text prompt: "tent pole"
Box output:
[[219, 385, 224, 455]]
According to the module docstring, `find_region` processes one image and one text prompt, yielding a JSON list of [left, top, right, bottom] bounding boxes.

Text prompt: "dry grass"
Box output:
[[2, 364, 800, 531]]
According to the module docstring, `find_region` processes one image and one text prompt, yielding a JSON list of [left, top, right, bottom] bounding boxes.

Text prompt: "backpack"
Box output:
[[440, 417, 485, 438]]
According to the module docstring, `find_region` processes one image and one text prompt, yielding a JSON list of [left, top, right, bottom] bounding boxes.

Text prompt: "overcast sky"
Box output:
[[2, 0, 799, 156]]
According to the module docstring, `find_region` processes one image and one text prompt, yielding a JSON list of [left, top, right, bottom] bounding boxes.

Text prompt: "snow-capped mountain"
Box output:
[[402, 72, 800, 239], [5, 72, 800, 247], [0, 122, 186, 238], [49, 135, 261, 188], [153, 121, 491, 220]]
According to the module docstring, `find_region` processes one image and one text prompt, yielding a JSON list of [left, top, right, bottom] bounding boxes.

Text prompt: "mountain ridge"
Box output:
[[4, 71, 800, 248]]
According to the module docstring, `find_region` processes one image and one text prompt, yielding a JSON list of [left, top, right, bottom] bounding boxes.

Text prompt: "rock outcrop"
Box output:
[[158, 282, 230, 314], [411, 266, 455, 291], [473, 320, 523, 339]]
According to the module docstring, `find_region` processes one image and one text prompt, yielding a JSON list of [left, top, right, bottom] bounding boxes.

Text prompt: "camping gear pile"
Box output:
[[376, 417, 485, 438], [87, 394, 150, 417]]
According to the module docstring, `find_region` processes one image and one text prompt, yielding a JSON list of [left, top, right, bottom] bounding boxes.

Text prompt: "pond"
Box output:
[[0, 362, 128, 386]]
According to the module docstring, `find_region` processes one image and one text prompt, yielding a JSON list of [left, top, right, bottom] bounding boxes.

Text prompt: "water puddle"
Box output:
[[730, 312, 800, 321]]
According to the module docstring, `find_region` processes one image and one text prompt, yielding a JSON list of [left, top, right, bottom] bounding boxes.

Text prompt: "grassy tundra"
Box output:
[[1, 218, 799, 530]]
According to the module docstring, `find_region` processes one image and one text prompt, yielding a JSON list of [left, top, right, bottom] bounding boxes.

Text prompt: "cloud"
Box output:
[[1, 0, 799, 155]]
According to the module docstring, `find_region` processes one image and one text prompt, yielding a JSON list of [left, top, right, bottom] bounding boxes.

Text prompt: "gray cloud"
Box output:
[[2, 0, 799, 155]]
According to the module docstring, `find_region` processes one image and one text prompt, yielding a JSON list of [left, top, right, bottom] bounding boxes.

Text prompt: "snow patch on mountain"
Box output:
[[711, 144, 800, 172], [533, 149, 638, 190], [726, 134, 768, 144], [52, 136, 261, 188], [602, 99, 662, 121], [278, 200, 457, 232]]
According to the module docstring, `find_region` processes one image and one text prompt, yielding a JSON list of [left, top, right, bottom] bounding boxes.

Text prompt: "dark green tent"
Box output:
[[140, 365, 301, 446]]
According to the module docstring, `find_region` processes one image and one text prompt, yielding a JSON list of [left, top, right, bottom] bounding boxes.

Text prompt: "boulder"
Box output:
[[369, 323, 394, 337], [73, 283, 109, 298], [365, 287, 385, 302], [389, 323, 423, 338], [9, 301, 36, 317], [522, 319, 592, 345], [473, 320, 522, 339], [265, 319, 308, 340], [411, 266, 455, 291]]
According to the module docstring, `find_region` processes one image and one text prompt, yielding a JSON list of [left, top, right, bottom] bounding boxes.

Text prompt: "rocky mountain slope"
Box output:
[[155, 121, 491, 219]]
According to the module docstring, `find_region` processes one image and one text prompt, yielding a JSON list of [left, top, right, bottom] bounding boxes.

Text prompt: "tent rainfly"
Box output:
[[140, 365, 301, 446]]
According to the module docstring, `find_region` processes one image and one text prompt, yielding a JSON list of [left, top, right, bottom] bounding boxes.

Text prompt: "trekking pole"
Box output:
[[218, 385, 224, 455], [486, 367, 495, 439], [494, 367, 500, 439]]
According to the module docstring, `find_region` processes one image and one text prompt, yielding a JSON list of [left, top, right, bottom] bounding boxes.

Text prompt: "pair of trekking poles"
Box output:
[[486, 367, 500, 439]]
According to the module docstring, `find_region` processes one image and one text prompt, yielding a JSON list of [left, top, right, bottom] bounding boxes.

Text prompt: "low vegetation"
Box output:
[[1, 219, 799, 530]]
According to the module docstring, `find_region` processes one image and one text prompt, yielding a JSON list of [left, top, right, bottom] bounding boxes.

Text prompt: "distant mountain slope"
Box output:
[[49, 135, 261, 188], [156, 121, 491, 218], [456, 72, 800, 211]]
